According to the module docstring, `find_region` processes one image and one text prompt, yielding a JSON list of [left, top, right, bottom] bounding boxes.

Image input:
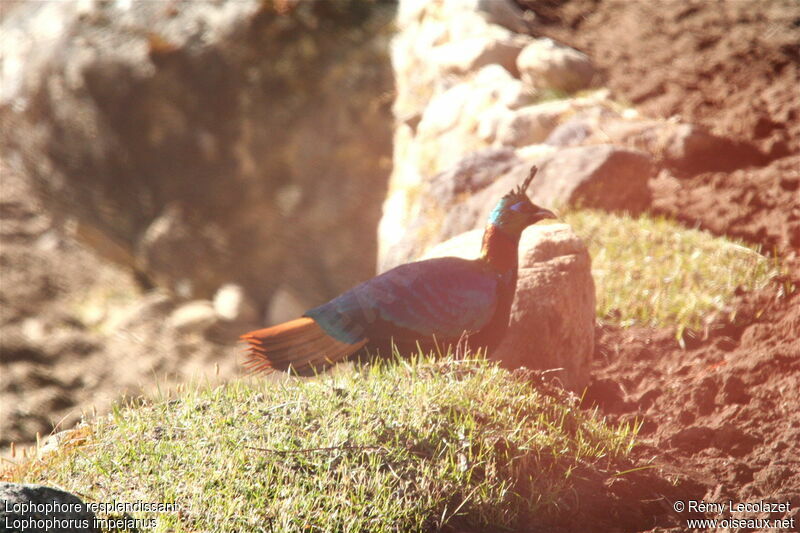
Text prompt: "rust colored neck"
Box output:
[[480, 224, 521, 274]]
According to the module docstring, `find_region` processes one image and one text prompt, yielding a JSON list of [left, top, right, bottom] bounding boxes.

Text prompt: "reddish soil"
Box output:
[[587, 287, 800, 530], [527, 0, 800, 529]]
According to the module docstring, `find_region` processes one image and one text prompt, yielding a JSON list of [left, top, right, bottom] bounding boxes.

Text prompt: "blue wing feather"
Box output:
[[306, 257, 498, 344]]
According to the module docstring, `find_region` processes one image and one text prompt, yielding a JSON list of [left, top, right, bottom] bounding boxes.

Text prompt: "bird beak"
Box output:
[[534, 208, 558, 222]]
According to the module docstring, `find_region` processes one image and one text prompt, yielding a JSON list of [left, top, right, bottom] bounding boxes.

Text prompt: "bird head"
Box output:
[[488, 166, 556, 236]]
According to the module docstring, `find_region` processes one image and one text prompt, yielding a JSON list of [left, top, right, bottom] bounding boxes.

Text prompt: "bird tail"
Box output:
[[241, 317, 367, 375]]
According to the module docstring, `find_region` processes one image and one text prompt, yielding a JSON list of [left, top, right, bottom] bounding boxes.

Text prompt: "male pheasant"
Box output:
[[241, 166, 555, 375]]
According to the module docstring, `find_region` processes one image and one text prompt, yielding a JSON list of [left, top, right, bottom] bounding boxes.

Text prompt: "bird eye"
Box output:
[[510, 202, 529, 213]]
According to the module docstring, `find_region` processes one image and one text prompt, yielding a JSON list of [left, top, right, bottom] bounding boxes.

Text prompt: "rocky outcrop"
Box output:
[[381, 0, 779, 386], [379, 0, 625, 271], [0, 0, 394, 315], [424, 224, 595, 391], [380, 0, 765, 274]]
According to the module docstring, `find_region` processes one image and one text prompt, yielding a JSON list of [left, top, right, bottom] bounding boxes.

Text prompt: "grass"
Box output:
[[563, 209, 782, 331], [6, 354, 639, 533]]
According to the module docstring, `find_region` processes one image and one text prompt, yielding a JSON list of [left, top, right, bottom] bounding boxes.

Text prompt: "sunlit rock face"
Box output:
[[0, 0, 395, 316]]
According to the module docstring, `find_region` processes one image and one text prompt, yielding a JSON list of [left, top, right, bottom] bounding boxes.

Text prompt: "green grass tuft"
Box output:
[[564, 209, 781, 330], [10, 355, 637, 532]]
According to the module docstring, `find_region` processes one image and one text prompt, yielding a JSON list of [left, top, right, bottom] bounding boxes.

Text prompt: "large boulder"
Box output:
[[0, 0, 394, 314], [528, 144, 654, 212], [423, 223, 595, 392], [414, 65, 533, 173], [379, 65, 535, 265], [392, 0, 534, 120], [382, 0, 627, 273]]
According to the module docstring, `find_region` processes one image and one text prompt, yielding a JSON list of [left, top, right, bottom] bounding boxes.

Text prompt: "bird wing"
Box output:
[[305, 257, 498, 344]]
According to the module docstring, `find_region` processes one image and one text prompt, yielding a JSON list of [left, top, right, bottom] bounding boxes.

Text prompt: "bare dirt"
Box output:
[[525, 0, 800, 529]]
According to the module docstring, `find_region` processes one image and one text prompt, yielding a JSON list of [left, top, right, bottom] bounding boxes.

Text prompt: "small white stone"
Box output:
[[213, 283, 257, 322], [168, 300, 218, 333], [21, 318, 46, 342]]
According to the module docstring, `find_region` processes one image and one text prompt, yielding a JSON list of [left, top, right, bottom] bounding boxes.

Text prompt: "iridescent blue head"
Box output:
[[488, 166, 556, 236]]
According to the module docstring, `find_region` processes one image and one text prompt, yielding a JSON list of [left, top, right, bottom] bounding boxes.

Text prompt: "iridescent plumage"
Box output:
[[242, 166, 555, 375]]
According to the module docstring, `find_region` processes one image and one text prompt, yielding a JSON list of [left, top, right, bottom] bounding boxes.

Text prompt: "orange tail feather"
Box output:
[[241, 317, 367, 375]]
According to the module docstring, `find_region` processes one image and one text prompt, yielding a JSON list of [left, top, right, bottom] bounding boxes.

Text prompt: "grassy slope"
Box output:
[[565, 210, 780, 332], [8, 356, 636, 532]]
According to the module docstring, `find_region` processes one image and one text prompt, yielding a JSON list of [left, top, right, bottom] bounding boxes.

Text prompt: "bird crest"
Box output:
[[503, 165, 538, 203]]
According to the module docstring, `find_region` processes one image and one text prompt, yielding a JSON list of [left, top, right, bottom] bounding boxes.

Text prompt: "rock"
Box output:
[[490, 100, 573, 147], [0, 482, 98, 533], [582, 119, 767, 174], [393, 0, 530, 118], [415, 64, 532, 173], [380, 64, 534, 264], [382, 144, 652, 269], [517, 38, 597, 93], [168, 301, 218, 334], [545, 119, 595, 147], [528, 144, 654, 213], [472, 0, 535, 34], [398, 0, 532, 35], [0, 0, 393, 309], [417, 65, 531, 144], [515, 143, 558, 162], [379, 148, 526, 271], [432, 36, 527, 76], [213, 283, 258, 323], [428, 147, 522, 203], [423, 223, 595, 392]]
